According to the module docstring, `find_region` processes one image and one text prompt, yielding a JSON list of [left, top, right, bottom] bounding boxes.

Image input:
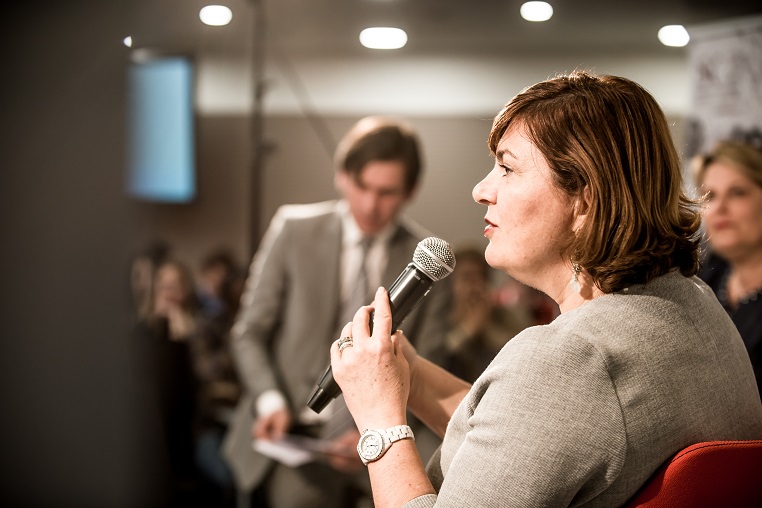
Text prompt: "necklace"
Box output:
[[718, 269, 762, 308]]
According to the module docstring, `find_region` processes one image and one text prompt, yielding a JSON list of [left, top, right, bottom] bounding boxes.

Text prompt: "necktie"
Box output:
[[340, 236, 373, 326], [323, 236, 374, 439]]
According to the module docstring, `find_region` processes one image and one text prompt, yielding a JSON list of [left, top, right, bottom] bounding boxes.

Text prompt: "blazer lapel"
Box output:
[[319, 208, 344, 338], [383, 225, 414, 287]]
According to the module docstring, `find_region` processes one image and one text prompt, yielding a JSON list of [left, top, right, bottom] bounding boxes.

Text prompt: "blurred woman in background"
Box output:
[[134, 258, 201, 506], [694, 140, 762, 395]]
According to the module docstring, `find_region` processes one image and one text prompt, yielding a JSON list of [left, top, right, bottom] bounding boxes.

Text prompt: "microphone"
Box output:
[[306, 236, 456, 413]]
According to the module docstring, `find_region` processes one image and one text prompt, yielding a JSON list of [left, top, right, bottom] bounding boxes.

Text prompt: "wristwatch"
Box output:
[[357, 425, 415, 465]]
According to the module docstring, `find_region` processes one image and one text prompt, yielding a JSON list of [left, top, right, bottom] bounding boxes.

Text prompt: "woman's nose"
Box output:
[[473, 169, 496, 205]]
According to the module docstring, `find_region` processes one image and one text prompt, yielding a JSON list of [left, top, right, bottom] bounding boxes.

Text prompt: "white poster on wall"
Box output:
[[685, 15, 762, 160]]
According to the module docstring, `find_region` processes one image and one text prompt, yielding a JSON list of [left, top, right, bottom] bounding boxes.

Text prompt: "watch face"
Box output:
[[358, 430, 385, 460]]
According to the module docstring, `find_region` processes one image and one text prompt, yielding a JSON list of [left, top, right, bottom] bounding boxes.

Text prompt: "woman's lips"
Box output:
[[711, 220, 733, 231], [483, 218, 497, 237]]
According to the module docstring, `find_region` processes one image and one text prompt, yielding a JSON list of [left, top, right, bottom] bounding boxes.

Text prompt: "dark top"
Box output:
[[699, 253, 762, 397]]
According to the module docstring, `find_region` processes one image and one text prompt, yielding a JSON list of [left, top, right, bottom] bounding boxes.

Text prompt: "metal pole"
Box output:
[[248, 0, 267, 258]]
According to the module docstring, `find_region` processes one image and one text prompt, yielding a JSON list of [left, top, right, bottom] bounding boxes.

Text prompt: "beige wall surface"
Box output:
[[132, 114, 499, 273], [131, 115, 253, 271]]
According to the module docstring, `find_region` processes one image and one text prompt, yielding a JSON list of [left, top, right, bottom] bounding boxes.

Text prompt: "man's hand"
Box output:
[[324, 429, 364, 472], [252, 408, 291, 441]]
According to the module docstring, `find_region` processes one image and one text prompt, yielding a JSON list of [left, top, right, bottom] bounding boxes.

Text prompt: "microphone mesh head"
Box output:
[[413, 237, 456, 281]]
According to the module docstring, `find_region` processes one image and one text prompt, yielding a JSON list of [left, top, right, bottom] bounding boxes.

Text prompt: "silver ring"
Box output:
[[337, 336, 354, 352]]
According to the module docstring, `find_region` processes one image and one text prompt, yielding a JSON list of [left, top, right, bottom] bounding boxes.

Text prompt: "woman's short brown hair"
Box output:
[[488, 71, 702, 293]]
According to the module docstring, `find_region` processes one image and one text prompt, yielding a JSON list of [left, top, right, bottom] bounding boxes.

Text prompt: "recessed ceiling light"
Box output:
[[658, 25, 690, 47], [359, 27, 408, 49], [123, 36, 133, 48], [520, 1, 553, 22], [199, 5, 233, 26]]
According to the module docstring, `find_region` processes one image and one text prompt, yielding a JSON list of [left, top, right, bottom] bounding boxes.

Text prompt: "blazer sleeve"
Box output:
[[229, 207, 290, 400], [406, 329, 627, 507]]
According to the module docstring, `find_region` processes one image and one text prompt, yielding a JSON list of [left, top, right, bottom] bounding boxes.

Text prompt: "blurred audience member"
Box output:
[[150, 259, 200, 340], [694, 140, 762, 396], [444, 246, 534, 382], [134, 258, 201, 506], [190, 248, 245, 503], [197, 248, 246, 323], [129, 240, 171, 320], [493, 272, 560, 326]]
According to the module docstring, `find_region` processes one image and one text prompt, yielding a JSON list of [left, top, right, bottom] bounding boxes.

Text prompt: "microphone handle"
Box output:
[[306, 264, 433, 413]]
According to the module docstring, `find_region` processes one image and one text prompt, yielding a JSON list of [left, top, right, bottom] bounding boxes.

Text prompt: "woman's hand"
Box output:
[[330, 287, 411, 431], [395, 329, 418, 378]]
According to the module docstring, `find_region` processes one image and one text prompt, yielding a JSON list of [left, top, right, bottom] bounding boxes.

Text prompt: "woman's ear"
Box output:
[[572, 185, 592, 231]]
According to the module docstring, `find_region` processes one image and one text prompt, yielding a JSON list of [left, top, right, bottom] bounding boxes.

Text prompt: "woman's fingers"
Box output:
[[351, 303, 373, 344], [370, 286, 393, 341], [349, 286, 391, 343]]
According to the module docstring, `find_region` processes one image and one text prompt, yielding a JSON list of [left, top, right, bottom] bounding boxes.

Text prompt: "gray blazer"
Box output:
[[405, 272, 762, 508], [223, 200, 452, 491]]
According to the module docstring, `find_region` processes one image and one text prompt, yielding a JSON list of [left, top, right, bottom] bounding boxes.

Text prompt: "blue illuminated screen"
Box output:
[[127, 57, 195, 202]]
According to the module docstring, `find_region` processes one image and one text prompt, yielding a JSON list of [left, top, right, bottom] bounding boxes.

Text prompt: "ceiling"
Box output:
[[129, 0, 762, 59], [122, 0, 762, 117]]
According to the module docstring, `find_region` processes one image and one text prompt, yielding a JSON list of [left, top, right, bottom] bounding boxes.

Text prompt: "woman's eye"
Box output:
[[500, 164, 513, 175]]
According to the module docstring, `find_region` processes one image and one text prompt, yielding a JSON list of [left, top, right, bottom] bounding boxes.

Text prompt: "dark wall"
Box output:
[[0, 2, 153, 505]]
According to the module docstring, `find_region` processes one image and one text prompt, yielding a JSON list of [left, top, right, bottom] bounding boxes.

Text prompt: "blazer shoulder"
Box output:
[[396, 215, 437, 242], [274, 200, 339, 222], [271, 201, 341, 234]]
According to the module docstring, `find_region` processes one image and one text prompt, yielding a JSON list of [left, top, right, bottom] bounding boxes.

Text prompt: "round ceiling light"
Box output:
[[359, 27, 408, 49], [200, 5, 233, 26], [658, 25, 690, 47], [520, 2, 553, 22]]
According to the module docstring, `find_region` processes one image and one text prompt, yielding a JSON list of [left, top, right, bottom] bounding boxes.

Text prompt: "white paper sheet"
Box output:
[[251, 434, 355, 467]]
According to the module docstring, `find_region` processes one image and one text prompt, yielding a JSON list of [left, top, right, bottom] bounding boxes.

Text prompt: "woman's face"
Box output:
[[154, 264, 190, 312], [472, 122, 576, 294], [702, 160, 762, 262]]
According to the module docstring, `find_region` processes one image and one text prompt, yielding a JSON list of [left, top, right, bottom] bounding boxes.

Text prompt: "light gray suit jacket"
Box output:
[[223, 200, 452, 491], [404, 272, 762, 508]]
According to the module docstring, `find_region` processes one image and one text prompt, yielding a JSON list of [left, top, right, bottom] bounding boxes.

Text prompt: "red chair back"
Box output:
[[626, 440, 762, 507]]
